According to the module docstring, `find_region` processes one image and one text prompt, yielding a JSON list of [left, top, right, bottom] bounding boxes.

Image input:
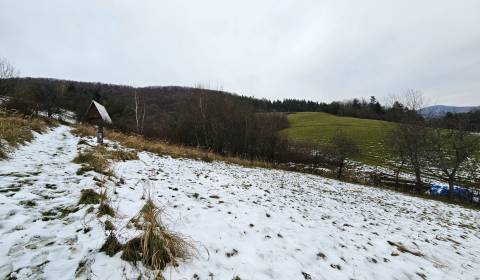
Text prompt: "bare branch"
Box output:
[[0, 57, 19, 79]]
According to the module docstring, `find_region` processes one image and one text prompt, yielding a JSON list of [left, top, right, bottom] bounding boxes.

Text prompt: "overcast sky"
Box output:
[[1, 0, 479, 106]]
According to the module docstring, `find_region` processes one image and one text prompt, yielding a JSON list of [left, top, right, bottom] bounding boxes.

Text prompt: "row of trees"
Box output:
[[438, 110, 480, 132]]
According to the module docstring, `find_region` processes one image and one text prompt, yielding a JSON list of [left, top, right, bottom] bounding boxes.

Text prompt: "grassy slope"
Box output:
[[0, 112, 54, 158], [281, 112, 395, 166]]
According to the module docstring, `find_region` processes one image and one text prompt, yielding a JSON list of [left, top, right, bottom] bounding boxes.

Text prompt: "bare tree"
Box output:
[[426, 120, 480, 199], [0, 57, 20, 97], [403, 89, 425, 112], [133, 89, 147, 135], [324, 131, 360, 179], [0, 57, 19, 79], [386, 123, 429, 192], [385, 90, 428, 193]]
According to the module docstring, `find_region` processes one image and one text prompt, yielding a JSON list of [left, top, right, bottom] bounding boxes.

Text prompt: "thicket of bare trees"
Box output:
[[385, 90, 480, 197], [6, 80, 66, 116], [426, 122, 480, 198], [173, 90, 289, 159]]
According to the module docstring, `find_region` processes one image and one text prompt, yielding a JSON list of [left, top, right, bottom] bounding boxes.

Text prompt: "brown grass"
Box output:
[[71, 124, 273, 169], [100, 233, 122, 256], [73, 146, 111, 175], [78, 188, 104, 204], [0, 111, 55, 158], [121, 199, 195, 271], [98, 202, 115, 217], [73, 144, 137, 176]]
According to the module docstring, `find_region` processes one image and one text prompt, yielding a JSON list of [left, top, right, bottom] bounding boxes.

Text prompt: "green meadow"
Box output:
[[281, 112, 395, 166]]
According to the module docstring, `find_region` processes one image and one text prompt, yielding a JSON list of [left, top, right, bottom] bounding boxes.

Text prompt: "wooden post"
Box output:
[[96, 125, 104, 144], [86, 101, 111, 143]]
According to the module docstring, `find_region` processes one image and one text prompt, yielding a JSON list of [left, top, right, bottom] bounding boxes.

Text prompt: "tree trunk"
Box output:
[[134, 91, 139, 134], [414, 167, 423, 193], [337, 161, 344, 179], [394, 160, 405, 190], [448, 176, 455, 200], [140, 101, 146, 135]]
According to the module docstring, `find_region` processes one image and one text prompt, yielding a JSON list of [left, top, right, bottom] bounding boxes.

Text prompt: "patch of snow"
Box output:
[[110, 153, 480, 280], [0, 126, 109, 279], [37, 109, 77, 124], [1, 127, 479, 279]]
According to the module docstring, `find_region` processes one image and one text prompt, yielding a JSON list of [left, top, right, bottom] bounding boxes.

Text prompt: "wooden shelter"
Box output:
[[85, 100, 112, 144]]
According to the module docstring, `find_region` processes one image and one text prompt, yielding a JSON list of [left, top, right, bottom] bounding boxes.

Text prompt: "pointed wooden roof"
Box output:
[[85, 100, 112, 124]]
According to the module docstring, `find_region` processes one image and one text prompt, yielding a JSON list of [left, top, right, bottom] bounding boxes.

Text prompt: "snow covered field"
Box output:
[[1, 126, 480, 279]]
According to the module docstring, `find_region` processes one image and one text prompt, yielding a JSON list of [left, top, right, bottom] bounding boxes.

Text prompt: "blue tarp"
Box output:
[[430, 184, 477, 201]]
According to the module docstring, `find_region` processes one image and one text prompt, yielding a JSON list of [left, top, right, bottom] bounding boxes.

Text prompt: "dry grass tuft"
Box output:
[[98, 202, 115, 217], [78, 189, 104, 205], [97, 187, 115, 217], [104, 220, 115, 231], [100, 233, 122, 256], [121, 198, 195, 271], [107, 149, 138, 161], [74, 146, 111, 175], [73, 143, 138, 176], [71, 125, 93, 138]]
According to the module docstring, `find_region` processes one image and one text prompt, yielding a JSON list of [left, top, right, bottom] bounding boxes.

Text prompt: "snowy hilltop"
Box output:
[[0, 125, 479, 279]]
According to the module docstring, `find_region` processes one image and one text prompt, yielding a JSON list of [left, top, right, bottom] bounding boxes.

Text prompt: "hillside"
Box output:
[[0, 125, 479, 279], [281, 112, 394, 166]]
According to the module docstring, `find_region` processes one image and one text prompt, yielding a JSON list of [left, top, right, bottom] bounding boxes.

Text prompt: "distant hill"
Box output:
[[420, 105, 479, 118]]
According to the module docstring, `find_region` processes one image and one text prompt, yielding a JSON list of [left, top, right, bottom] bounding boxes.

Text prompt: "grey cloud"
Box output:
[[1, 0, 479, 106]]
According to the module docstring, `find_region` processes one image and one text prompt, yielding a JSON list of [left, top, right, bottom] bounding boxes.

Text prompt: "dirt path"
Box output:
[[0, 126, 101, 279]]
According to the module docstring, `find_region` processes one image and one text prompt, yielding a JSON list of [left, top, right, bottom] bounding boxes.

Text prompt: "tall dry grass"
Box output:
[[0, 111, 55, 158], [121, 199, 195, 272], [71, 124, 274, 169]]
